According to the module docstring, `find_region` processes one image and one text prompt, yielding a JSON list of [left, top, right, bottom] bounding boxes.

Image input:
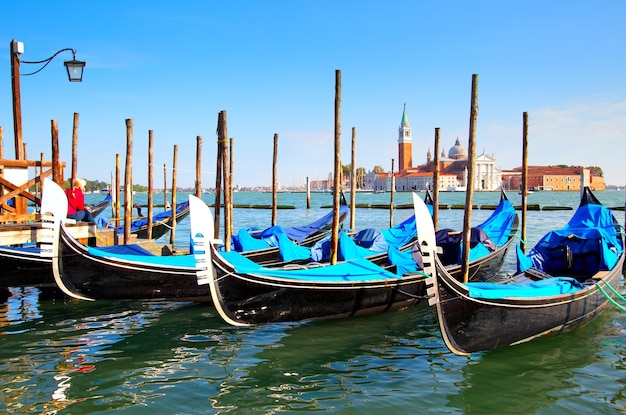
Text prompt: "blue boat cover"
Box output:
[[518, 190, 623, 275], [310, 213, 419, 263], [435, 194, 517, 265], [279, 203, 349, 243], [467, 277, 585, 299], [231, 204, 349, 252], [278, 232, 312, 262], [279, 230, 419, 274], [476, 197, 517, 246], [2, 242, 158, 257], [1, 245, 41, 254], [387, 246, 419, 275], [471, 187, 624, 300], [86, 244, 197, 267], [234, 227, 273, 252], [353, 228, 388, 251], [379, 214, 417, 249], [436, 228, 496, 265], [219, 250, 402, 282]]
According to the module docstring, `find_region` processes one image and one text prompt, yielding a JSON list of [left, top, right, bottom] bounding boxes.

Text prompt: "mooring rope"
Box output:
[[510, 229, 526, 245], [598, 279, 626, 302], [596, 283, 626, 312]]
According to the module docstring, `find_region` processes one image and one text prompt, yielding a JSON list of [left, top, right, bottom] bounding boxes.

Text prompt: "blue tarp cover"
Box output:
[[279, 203, 349, 243], [86, 244, 196, 267], [466, 277, 585, 299], [234, 227, 273, 252], [387, 246, 419, 275], [380, 214, 417, 248], [278, 232, 311, 262], [219, 250, 402, 282], [476, 197, 517, 246], [232, 204, 349, 251], [435, 195, 517, 266], [310, 213, 418, 262], [517, 192, 623, 275]]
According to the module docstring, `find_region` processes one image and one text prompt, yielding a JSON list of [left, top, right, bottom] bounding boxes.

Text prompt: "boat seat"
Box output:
[[538, 238, 602, 280]]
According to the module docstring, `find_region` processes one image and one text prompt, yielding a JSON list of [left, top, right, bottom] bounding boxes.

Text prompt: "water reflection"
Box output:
[[452, 310, 626, 414], [207, 307, 461, 414], [0, 286, 41, 329], [0, 294, 191, 413]]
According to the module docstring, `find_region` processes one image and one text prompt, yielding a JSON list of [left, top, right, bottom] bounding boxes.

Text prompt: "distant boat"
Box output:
[[447, 186, 466, 192], [372, 189, 385, 194]]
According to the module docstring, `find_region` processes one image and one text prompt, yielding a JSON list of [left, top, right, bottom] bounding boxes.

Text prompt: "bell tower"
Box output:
[[398, 103, 412, 171]]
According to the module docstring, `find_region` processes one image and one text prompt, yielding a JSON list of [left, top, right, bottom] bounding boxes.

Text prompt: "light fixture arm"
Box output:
[[19, 48, 77, 76]]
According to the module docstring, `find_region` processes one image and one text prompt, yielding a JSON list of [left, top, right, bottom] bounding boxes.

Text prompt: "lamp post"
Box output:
[[9, 39, 86, 160]]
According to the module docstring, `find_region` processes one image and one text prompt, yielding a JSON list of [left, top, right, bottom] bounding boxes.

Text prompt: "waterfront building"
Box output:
[[502, 166, 605, 191], [394, 171, 459, 191]]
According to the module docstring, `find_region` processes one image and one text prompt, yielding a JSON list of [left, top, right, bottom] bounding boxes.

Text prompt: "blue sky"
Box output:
[[1, 1, 625, 188]]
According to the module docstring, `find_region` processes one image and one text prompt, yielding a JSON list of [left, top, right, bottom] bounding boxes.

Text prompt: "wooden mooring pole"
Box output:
[[170, 145, 178, 246], [147, 130, 154, 239], [214, 111, 224, 240], [389, 159, 395, 228], [51, 120, 62, 187], [114, 154, 120, 223], [71, 112, 79, 184], [521, 112, 529, 253], [195, 136, 202, 198], [350, 127, 356, 230], [271, 133, 278, 226], [123, 119, 133, 244], [220, 113, 231, 250], [461, 74, 479, 283], [433, 127, 441, 230], [330, 69, 341, 265]]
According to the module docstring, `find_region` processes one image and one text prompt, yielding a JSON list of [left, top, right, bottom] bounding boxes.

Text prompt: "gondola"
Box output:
[[0, 190, 112, 287], [87, 191, 112, 218], [193, 193, 437, 326], [435, 189, 519, 282], [125, 201, 191, 240], [425, 187, 625, 355], [41, 179, 211, 302]]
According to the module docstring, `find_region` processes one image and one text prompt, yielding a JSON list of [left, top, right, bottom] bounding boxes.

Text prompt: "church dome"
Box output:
[[448, 138, 466, 159]]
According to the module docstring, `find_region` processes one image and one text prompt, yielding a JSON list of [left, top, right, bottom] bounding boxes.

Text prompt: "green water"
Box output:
[[0, 190, 624, 414]]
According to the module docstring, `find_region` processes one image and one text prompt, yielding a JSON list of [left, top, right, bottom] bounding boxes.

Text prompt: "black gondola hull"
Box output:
[[56, 225, 211, 301], [432, 253, 624, 354], [0, 248, 53, 287], [210, 250, 429, 324]]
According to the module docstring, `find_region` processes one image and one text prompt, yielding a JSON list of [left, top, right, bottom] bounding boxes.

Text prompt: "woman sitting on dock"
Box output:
[[65, 178, 95, 223]]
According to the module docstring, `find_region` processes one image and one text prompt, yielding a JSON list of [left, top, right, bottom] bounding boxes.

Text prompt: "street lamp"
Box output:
[[9, 39, 86, 160]]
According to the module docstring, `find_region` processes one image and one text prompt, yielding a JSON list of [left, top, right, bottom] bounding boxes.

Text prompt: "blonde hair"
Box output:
[[73, 178, 87, 188]]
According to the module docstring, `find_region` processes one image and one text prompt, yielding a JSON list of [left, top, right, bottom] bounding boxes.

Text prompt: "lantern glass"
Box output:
[[64, 59, 85, 82]]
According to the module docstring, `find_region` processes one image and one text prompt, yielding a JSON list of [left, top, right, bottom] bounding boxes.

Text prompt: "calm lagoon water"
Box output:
[[1, 190, 625, 414]]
